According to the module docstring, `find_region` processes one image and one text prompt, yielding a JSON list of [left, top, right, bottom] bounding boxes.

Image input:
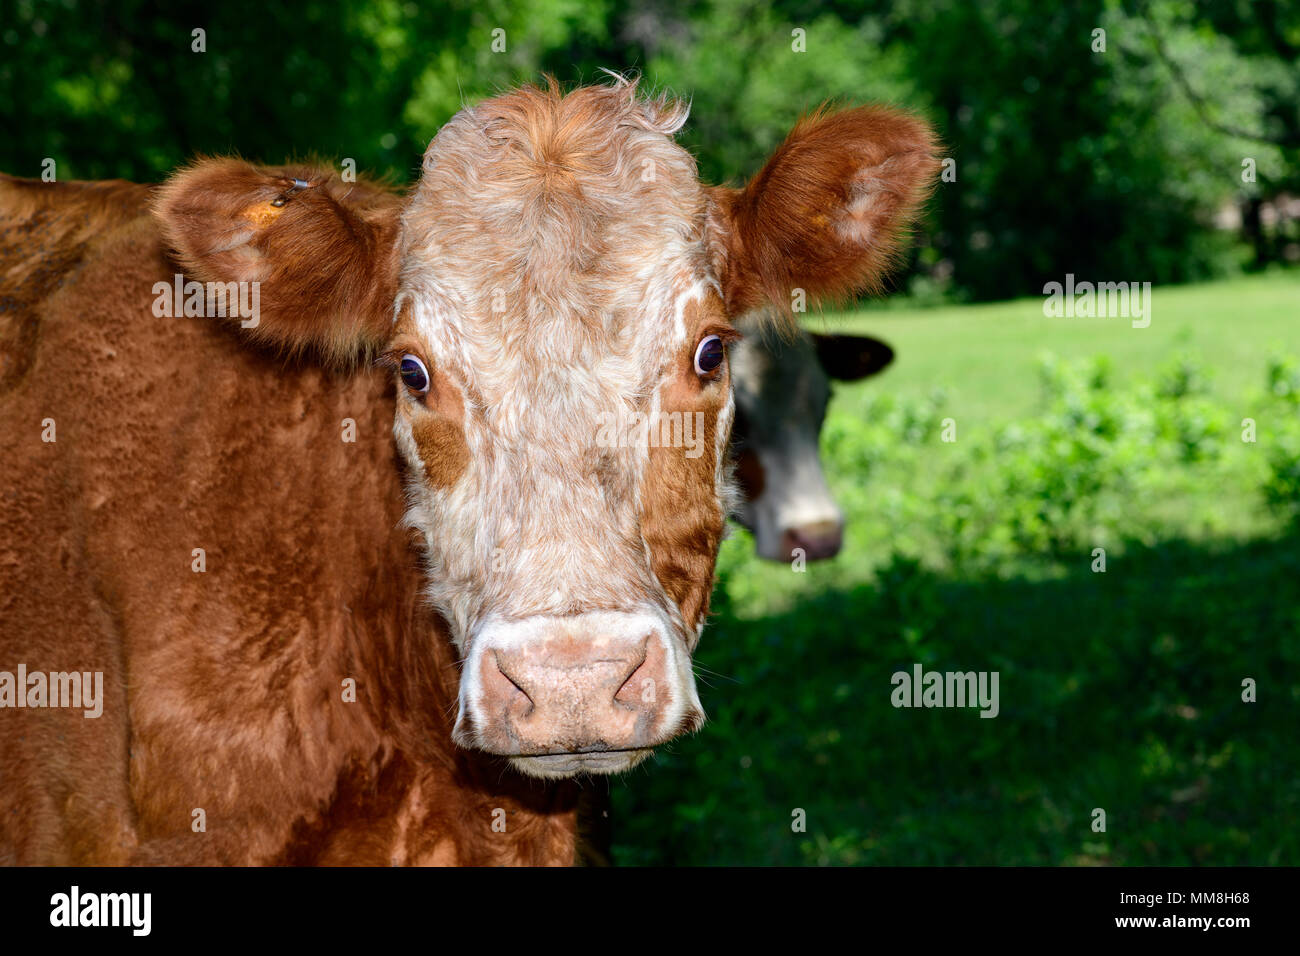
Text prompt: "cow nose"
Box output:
[[780, 519, 843, 561], [467, 632, 689, 756]]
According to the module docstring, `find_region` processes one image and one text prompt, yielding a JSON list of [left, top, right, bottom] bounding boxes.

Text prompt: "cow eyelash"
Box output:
[[705, 325, 742, 346]]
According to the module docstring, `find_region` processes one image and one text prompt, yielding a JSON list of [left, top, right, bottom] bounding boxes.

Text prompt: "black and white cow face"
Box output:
[[729, 321, 894, 562]]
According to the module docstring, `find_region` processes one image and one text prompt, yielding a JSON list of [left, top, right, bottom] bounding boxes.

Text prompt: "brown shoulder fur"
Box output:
[[0, 174, 578, 866]]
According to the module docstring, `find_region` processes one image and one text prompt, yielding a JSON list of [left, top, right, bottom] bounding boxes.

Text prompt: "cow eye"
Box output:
[[399, 354, 430, 393], [694, 335, 725, 376]]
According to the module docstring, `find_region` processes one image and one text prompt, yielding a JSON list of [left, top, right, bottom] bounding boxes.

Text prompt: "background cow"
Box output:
[[730, 324, 895, 562], [0, 78, 937, 864]]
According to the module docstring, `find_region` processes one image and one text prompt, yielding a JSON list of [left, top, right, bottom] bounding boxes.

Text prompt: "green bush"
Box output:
[[1262, 355, 1300, 522]]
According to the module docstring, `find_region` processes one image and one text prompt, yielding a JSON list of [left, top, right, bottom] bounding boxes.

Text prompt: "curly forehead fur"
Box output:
[[401, 77, 705, 350]]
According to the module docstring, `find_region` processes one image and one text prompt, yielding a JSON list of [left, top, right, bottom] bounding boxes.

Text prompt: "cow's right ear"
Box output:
[[153, 159, 401, 364], [809, 332, 895, 381]]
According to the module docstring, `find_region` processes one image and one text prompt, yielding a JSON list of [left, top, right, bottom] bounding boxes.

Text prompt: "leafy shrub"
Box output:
[[1262, 354, 1300, 522]]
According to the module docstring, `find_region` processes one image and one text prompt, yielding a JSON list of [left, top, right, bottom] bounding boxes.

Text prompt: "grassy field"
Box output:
[[611, 272, 1299, 866], [836, 271, 1298, 423]]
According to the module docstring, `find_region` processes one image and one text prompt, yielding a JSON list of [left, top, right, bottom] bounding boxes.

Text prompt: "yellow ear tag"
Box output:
[[246, 202, 286, 229]]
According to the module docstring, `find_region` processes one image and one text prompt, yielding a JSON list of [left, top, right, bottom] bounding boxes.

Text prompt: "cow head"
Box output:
[[155, 77, 938, 778], [731, 327, 895, 562]]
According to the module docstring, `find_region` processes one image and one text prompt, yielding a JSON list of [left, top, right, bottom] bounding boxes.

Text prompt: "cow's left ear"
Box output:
[[153, 159, 401, 364], [708, 105, 940, 323], [809, 332, 895, 381]]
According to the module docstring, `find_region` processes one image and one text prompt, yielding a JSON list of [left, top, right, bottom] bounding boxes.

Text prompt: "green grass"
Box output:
[[610, 272, 1300, 866], [823, 270, 1299, 423]]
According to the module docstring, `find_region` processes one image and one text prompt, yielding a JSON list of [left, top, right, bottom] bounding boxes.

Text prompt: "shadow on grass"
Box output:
[[610, 531, 1300, 865]]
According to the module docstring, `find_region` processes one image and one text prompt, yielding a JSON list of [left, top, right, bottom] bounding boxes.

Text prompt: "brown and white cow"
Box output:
[[730, 324, 894, 561], [0, 78, 937, 864]]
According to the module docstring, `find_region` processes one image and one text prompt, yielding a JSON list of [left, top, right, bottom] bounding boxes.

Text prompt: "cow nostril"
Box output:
[[612, 639, 653, 706], [492, 653, 534, 712], [782, 521, 844, 562]]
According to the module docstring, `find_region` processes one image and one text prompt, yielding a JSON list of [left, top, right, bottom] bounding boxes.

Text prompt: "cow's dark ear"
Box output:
[[810, 333, 895, 381], [153, 158, 401, 365]]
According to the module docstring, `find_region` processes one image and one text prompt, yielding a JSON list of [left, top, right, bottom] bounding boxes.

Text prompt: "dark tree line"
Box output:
[[2, 0, 1295, 301]]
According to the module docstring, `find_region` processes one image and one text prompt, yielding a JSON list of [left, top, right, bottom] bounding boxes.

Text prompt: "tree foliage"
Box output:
[[1, 0, 1295, 301]]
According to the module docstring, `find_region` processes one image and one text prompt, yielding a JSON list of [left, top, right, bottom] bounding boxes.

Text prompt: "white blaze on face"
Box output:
[[742, 431, 843, 558], [381, 81, 736, 775]]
